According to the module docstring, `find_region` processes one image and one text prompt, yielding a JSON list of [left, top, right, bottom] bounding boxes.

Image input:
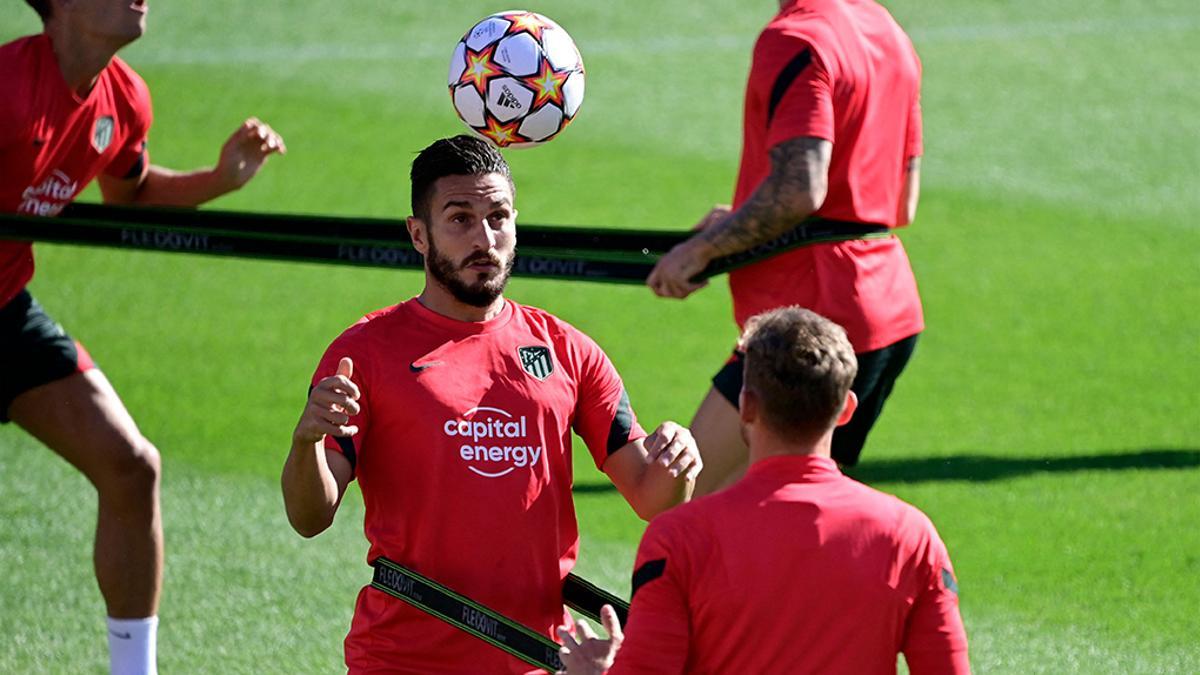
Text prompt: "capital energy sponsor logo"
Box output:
[[18, 170, 78, 216], [443, 405, 542, 478]]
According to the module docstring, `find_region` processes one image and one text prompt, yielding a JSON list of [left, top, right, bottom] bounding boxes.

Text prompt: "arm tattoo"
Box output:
[[701, 137, 830, 257]]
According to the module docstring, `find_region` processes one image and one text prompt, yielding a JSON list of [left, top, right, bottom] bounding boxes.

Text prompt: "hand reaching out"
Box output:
[[647, 205, 729, 299], [215, 117, 286, 191], [557, 605, 624, 675]]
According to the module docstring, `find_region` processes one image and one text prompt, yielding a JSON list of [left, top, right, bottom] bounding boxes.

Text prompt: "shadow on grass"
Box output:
[[846, 449, 1200, 484]]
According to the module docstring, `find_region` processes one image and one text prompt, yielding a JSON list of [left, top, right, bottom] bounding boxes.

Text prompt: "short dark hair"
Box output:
[[410, 135, 513, 223], [741, 307, 858, 439], [26, 0, 51, 20]]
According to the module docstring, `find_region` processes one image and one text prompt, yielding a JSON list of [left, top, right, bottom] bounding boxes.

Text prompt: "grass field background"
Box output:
[[1, 0, 1198, 672]]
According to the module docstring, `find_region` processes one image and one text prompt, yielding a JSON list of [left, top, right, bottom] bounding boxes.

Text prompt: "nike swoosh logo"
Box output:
[[409, 360, 444, 373], [108, 630, 132, 640]]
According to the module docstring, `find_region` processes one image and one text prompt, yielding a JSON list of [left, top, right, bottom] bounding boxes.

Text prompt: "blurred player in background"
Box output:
[[558, 307, 969, 674], [647, 0, 925, 491], [1, 1, 285, 673], [282, 135, 700, 674]]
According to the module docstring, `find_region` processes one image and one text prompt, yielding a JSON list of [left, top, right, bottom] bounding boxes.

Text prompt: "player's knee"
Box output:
[[94, 435, 161, 497]]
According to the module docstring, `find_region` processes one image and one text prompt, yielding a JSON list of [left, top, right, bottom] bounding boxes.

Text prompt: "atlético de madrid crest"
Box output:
[[92, 116, 115, 153], [518, 345, 553, 381]]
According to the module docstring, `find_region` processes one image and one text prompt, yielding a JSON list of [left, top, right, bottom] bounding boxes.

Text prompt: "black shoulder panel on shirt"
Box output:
[[334, 435, 357, 473], [631, 558, 667, 599], [120, 149, 146, 180], [767, 48, 814, 125], [605, 387, 634, 456]]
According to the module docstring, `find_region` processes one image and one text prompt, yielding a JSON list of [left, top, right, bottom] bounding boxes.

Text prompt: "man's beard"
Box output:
[[426, 235, 515, 308]]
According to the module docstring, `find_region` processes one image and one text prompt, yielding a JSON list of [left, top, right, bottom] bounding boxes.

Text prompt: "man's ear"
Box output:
[[834, 390, 858, 427], [739, 387, 758, 427], [407, 216, 429, 257]]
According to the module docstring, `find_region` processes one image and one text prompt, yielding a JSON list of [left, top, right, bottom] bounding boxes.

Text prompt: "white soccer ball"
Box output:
[[447, 10, 585, 148]]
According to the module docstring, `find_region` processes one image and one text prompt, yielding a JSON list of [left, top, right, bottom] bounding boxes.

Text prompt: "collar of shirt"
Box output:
[[745, 454, 842, 484], [407, 296, 515, 335]]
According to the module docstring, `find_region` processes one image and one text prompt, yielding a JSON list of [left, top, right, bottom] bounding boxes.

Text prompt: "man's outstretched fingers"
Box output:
[[600, 604, 624, 641]]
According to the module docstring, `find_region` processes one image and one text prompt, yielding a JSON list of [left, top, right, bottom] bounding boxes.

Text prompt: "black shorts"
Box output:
[[712, 333, 918, 466], [0, 289, 93, 423]]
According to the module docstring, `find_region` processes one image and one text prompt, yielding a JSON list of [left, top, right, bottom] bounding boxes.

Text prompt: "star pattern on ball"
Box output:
[[449, 12, 585, 148], [505, 12, 547, 41], [480, 116, 525, 147], [530, 59, 570, 109], [458, 45, 503, 97]]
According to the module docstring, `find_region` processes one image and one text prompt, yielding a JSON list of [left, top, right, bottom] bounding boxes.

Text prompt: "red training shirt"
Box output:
[[610, 455, 969, 675], [0, 33, 152, 307], [311, 298, 646, 674], [728, 0, 924, 352]]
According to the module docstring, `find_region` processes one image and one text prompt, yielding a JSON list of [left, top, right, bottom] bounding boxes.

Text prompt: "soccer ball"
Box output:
[[447, 10, 585, 148]]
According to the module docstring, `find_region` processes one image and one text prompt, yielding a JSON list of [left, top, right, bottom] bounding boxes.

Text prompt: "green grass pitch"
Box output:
[[2, 1, 1198, 672]]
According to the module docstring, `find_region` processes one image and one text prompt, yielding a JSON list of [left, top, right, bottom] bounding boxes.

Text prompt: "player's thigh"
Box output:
[[832, 335, 919, 465], [691, 387, 748, 494], [852, 334, 918, 411], [0, 289, 155, 484], [9, 368, 158, 490], [0, 289, 83, 418]]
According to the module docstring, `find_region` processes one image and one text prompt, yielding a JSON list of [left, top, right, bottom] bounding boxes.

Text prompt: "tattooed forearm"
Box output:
[[700, 137, 831, 257]]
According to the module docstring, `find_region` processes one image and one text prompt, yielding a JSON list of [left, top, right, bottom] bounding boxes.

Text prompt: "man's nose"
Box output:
[[474, 220, 499, 249]]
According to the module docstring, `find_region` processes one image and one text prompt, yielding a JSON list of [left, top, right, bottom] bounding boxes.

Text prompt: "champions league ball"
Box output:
[[447, 10, 585, 148]]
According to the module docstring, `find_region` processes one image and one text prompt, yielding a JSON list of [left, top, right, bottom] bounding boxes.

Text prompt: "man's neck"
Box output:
[[747, 428, 832, 465], [417, 284, 506, 323], [46, 27, 122, 98]]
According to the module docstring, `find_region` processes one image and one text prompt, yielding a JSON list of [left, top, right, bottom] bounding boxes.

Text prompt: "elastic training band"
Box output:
[[0, 205, 890, 285], [371, 557, 565, 672]]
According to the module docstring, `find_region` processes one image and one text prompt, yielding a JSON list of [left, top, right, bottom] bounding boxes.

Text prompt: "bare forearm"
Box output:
[[629, 465, 694, 521], [281, 440, 342, 537], [126, 164, 236, 207], [606, 426, 701, 521]]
